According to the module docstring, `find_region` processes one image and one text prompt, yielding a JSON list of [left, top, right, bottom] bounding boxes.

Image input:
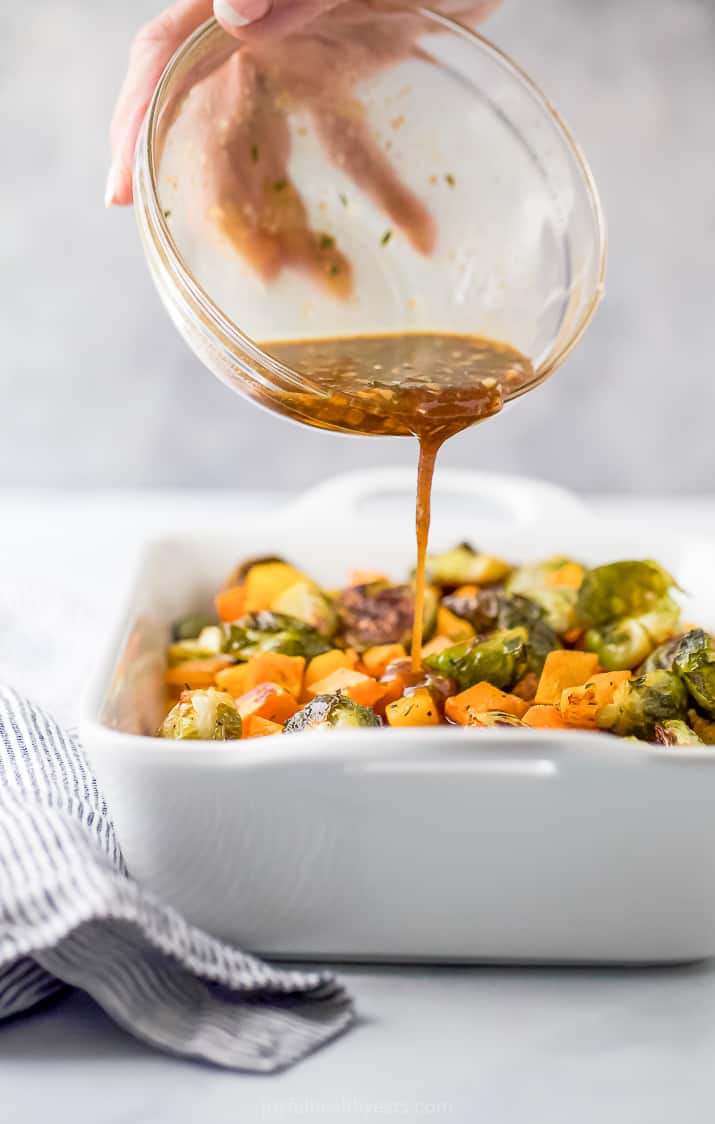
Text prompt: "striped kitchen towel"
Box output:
[[0, 685, 353, 1070]]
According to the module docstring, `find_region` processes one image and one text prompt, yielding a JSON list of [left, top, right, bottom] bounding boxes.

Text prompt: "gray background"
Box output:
[[2, 0, 714, 492]]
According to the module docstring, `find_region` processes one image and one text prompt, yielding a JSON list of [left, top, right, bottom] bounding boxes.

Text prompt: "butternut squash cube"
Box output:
[[386, 689, 440, 727], [535, 650, 600, 705]]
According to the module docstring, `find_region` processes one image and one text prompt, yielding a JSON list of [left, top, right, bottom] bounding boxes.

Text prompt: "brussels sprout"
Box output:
[[167, 625, 227, 667], [271, 580, 338, 638], [225, 612, 331, 661], [424, 627, 527, 692], [283, 693, 381, 732], [596, 670, 687, 739], [424, 543, 511, 587], [584, 597, 681, 671], [653, 720, 704, 747], [638, 633, 685, 674], [673, 629, 715, 715], [442, 590, 560, 675], [338, 583, 415, 650], [576, 560, 676, 628], [172, 613, 219, 642], [506, 558, 582, 635], [158, 687, 243, 740]]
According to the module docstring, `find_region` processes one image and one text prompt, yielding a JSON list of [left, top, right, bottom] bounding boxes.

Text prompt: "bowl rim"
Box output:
[[136, 7, 607, 396]]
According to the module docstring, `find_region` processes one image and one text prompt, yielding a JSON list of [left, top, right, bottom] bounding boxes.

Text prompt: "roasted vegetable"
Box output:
[[673, 629, 715, 715], [167, 625, 227, 667], [159, 687, 243, 740], [225, 612, 331, 661], [638, 633, 686, 673], [576, 561, 677, 628], [172, 613, 219, 642], [337, 582, 437, 650], [424, 628, 527, 692], [305, 667, 386, 708], [425, 542, 510, 587], [506, 557, 582, 634], [385, 689, 440, 727], [654, 720, 704, 747], [284, 694, 381, 732], [463, 710, 525, 728], [535, 650, 600, 705], [445, 681, 529, 725], [271, 580, 338, 638], [596, 670, 688, 739], [441, 588, 560, 674], [688, 708, 715, 745], [584, 596, 681, 671]]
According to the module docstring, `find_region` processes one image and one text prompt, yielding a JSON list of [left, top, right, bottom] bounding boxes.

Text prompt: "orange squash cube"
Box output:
[[437, 607, 475, 643], [242, 715, 283, 738], [386, 689, 441, 727], [304, 649, 359, 691], [235, 683, 300, 725], [535, 650, 600, 705], [522, 705, 570, 729], [214, 663, 249, 697], [560, 670, 632, 727], [214, 584, 247, 622], [243, 653, 305, 697], [164, 657, 234, 691], [243, 562, 306, 613], [306, 667, 386, 709], [445, 681, 529, 725], [361, 644, 407, 679]]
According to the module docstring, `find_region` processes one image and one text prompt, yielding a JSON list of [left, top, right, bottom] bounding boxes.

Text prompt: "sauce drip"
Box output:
[[262, 332, 534, 673]]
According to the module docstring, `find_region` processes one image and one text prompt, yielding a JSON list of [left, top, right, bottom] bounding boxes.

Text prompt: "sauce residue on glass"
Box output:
[[263, 332, 534, 672]]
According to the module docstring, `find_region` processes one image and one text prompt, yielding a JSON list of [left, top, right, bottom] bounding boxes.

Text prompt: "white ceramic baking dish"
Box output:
[[80, 469, 715, 964]]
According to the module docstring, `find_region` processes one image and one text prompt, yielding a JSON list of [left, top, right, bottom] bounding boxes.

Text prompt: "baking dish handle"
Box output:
[[289, 468, 586, 529]]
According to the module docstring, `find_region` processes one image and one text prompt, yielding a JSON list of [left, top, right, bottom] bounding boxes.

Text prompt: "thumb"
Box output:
[[213, 0, 274, 32]]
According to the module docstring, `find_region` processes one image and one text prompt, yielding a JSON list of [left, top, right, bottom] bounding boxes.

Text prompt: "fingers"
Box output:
[[214, 0, 343, 44], [107, 0, 213, 207], [312, 102, 436, 256]]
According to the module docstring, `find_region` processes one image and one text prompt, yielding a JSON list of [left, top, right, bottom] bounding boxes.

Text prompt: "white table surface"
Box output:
[[4, 487, 715, 1124]]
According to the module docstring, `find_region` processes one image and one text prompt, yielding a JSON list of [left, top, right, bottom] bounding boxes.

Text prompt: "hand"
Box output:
[[107, 0, 500, 293]]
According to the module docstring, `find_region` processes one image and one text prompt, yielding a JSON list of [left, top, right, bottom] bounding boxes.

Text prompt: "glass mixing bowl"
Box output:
[[133, 4, 606, 433]]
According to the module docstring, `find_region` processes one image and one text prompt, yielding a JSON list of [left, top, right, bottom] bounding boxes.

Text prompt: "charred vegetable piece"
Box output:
[[584, 596, 681, 671], [224, 555, 286, 588], [638, 633, 686, 673], [654, 720, 704, 746], [424, 628, 527, 693], [673, 629, 715, 715], [576, 561, 677, 628], [596, 670, 687, 739], [271, 580, 338, 638], [465, 710, 526, 728], [441, 589, 559, 675], [337, 582, 436, 650], [159, 687, 243, 740], [284, 693, 381, 732], [425, 542, 510, 587], [670, 629, 715, 714], [506, 557, 582, 634], [225, 612, 331, 661], [172, 614, 219, 642], [167, 625, 227, 667]]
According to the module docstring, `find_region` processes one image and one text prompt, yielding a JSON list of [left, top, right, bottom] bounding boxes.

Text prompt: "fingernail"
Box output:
[[104, 163, 119, 208], [214, 0, 271, 28]]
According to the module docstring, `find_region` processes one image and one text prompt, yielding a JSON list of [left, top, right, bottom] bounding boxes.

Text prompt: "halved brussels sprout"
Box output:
[[425, 543, 511, 587], [596, 670, 687, 739], [167, 625, 227, 667], [337, 582, 435, 651], [576, 560, 676, 628], [271, 580, 338, 638], [283, 693, 381, 732], [424, 627, 528, 692], [158, 687, 243, 740], [225, 612, 331, 661], [654, 719, 704, 746], [673, 629, 715, 715], [638, 633, 685, 674], [172, 613, 219, 642], [584, 596, 681, 671], [441, 589, 560, 675], [506, 558, 582, 635]]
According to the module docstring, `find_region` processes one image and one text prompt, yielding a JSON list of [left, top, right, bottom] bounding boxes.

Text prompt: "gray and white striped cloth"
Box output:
[[0, 685, 353, 1070]]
